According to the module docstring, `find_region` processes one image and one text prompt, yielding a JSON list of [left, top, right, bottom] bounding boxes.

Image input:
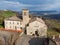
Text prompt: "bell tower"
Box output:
[[22, 9, 30, 27]]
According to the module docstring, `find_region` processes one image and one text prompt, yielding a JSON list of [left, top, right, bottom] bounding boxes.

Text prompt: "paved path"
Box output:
[[15, 34, 47, 45]]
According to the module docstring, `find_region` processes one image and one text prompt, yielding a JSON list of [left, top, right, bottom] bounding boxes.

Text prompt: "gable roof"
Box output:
[[29, 17, 45, 24], [5, 16, 22, 21]]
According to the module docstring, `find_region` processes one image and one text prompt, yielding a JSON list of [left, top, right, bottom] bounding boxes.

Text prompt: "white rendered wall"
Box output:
[[4, 20, 22, 30]]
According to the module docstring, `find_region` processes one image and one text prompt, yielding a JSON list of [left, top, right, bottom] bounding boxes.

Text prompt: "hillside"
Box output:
[[0, 10, 16, 18], [44, 19, 60, 37], [0, 10, 16, 28]]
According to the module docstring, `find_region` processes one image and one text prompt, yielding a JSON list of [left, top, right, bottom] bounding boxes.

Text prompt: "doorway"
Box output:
[[35, 30, 39, 36]]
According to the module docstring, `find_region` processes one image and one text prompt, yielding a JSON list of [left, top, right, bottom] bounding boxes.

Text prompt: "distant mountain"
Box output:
[[30, 11, 59, 15], [30, 11, 60, 20], [43, 14, 60, 20]]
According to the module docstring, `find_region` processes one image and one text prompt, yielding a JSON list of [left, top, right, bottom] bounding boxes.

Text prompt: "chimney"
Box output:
[[52, 35, 55, 39]]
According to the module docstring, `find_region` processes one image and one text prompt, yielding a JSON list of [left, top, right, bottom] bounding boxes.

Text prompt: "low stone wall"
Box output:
[[0, 28, 22, 32]]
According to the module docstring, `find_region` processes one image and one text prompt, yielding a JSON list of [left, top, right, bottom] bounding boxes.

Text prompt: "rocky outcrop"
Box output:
[[0, 30, 20, 45]]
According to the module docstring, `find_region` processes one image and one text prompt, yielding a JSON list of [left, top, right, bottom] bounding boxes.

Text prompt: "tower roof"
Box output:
[[22, 9, 29, 11]]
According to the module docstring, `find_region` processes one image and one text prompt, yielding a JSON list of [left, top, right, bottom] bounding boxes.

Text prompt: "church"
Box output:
[[4, 9, 47, 37]]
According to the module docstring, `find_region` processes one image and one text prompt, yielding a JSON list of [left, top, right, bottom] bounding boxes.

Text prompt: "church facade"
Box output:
[[26, 17, 47, 37]]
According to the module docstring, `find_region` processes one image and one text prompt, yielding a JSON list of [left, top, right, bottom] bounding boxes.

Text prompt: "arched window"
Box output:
[[24, 12, 26, 15]]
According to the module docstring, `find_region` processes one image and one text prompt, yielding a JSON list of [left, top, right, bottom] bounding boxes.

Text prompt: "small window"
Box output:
[[20, 27, 22, 29], [10, 22, 11, 24], [17, 22, 19, 25], [30, 32, 32, 34]]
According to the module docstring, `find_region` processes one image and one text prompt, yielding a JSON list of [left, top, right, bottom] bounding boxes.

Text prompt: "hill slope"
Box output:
[[0, 10, 16, 18], [0, 10, 16, 28]]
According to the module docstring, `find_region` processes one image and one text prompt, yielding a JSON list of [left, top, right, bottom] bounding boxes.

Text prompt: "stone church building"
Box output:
[[4, 9, 47, 37]]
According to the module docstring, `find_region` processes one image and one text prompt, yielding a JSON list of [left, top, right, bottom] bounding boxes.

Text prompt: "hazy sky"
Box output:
[[0, 0, 60, 11]]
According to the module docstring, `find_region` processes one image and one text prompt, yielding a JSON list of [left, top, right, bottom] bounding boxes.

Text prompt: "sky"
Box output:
[[0, 0, 60, 11]]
